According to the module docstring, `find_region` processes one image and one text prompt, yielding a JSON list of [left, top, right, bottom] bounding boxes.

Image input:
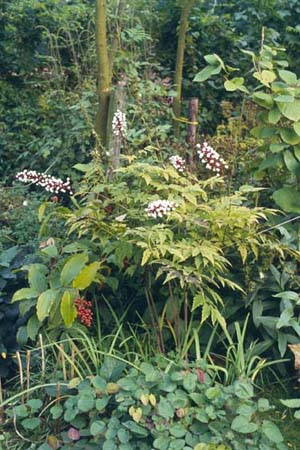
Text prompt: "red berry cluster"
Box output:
[[74, 297, 93, 327]]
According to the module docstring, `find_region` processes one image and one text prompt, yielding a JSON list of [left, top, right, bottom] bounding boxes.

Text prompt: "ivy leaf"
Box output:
[[158, 397, 174, 419], [261, 420, 283, 443], [193, 64, 222, 82], [231, 415, 258, 433], [21, 417, 41, 430]]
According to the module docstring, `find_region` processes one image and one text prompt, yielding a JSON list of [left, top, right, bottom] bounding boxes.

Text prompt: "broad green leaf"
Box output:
[[231, 416, 258, 433], [26, 315, 41, 341], [273, 187, 300, 213], [21, 417, 41, 430], [280, 128, 300, 145], [253, 70, 276, 86], [293, 123, 300, 137], [37, 289, 57, 321], [259, 154, 283, 171], [278, 100, 300, 121], [117, 429, 130, 444], [158, 397, 174, 419], [278, 69, 298, 85], [274, 95, 294, 103], [60, 253, 88, 286], [269, 143, 287, 153], [78, 393, 95, 412], [41, 245, 58, 258], [153, 436, 169, 450], [234, 381, 254, 399], [204, 54, 221, 65], [193, 64, 221, 82], [12, 288, 38, 302], [183, 373, 197, 392], [72, 261, 101, 289], [224, 77, 245, 92], [16, 326, 27, 345], [268, 108, 282, 124], [205, 386, 221, 400], [252, 92, 273, 109], [283, 150, 300, 175], [27, 399, 43, 411], [50, 404, 63, 419], [90, 420, 106, 436], [60, 290, 77, 328], [262, 420, 283, 443], [280, 398, 300, 408], [123, 421, 148, 437], [26, 264, 48, 293], [95, 396, 109, 411]]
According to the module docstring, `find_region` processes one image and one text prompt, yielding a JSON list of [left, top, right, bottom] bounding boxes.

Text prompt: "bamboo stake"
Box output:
[[15, 351, 24, 403], [26, 350, 31, 400]]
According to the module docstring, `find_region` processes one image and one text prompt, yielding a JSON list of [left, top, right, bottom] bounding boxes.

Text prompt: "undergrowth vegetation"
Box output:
[[1, 1, 300, 449]]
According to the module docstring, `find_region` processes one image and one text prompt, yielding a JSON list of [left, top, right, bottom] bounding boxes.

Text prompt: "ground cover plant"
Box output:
[[1, 1, 300, 449]]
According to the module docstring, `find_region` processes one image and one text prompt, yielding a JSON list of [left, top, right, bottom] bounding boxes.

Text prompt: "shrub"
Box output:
[[2, 359, 287, 450]]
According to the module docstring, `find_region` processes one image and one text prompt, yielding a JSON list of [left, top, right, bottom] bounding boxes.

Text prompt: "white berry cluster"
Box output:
[[169, 155, 185, 172], [16, 170, 74, 195], [196, 142, 228, 175], [112, 109, 127, 137], [145, 199, 177, 219]]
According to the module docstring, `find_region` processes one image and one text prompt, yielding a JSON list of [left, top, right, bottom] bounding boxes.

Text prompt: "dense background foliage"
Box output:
[[1, 0, 300, 449]]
